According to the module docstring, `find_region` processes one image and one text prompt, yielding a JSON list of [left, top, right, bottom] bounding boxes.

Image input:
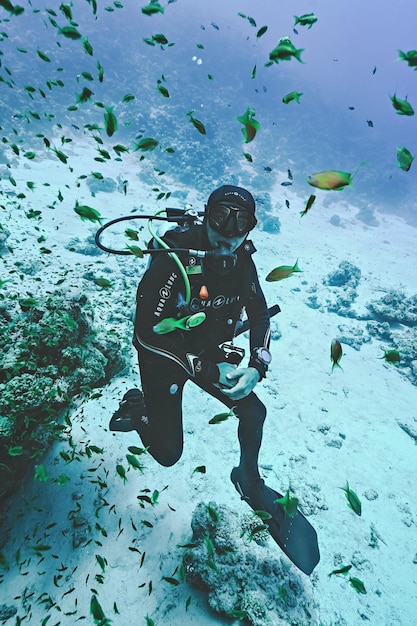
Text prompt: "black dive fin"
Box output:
[[261, 485, 320, 576], [231, 470, 320, 576]]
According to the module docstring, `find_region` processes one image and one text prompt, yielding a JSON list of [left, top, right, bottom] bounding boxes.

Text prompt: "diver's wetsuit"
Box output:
[[133, 222, 271, 468]]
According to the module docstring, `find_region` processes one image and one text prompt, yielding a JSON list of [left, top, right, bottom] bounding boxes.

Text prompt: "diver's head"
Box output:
[[204, 184, 257, 253]]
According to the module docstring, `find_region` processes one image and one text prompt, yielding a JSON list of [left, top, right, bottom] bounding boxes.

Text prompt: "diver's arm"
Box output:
[[134, 254, 219, 385], [245, 261, 271, 379]]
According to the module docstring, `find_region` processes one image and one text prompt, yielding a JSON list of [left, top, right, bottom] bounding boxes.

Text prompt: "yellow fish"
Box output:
[[265, 259, 302, 282], [308, 162, 366, 190]]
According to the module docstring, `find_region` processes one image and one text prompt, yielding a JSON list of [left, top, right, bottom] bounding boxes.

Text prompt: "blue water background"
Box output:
[[1, 0, 416, 220]]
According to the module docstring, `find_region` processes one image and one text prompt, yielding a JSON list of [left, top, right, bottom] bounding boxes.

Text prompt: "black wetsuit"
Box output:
[[133, 222, 271, 468]]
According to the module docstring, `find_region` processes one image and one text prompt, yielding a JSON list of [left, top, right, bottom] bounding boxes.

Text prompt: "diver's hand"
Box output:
[[220, 366, 261, 400], [216, 362, 237, 388]]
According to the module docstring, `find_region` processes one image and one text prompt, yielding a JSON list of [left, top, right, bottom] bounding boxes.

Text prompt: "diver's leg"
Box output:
[[195, 380, 266, 479], [134, 350, 188, 467]]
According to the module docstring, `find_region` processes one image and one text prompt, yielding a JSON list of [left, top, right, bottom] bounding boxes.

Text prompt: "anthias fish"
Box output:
[[390, 93, 415, 116], [282, 91, 303, 104], [308, 162, 366, 190], [330, 339, 343, 371], [237, 107, 260, 143], [396, 146, 414, 172], [266, 260, 302, 282], [340, 481, 362, 516], [268, 37, 304, 64], [294, 13, 318, 29], [397, 49, 417, 69], [379, 349, 401, 363]]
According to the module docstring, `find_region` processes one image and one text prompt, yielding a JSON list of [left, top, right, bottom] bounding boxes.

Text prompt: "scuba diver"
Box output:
[[105, 184, 319, 575]]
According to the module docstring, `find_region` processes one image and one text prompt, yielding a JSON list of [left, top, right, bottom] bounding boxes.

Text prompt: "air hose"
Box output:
[[95, 209, 206, 333]]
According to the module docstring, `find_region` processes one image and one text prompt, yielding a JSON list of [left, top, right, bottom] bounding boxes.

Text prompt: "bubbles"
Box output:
[[191, 56, 203, 65]]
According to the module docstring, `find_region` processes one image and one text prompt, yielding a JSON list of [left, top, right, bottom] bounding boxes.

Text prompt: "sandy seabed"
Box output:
[[1, 146, 417, 626]]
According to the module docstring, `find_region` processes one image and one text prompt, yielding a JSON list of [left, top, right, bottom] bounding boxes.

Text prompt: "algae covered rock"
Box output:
[[0, 290, 128, 501], [182, 501, 317, 626]]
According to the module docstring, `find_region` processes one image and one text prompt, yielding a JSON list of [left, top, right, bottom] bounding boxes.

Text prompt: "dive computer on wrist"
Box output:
[[252, 347, 272, 366]]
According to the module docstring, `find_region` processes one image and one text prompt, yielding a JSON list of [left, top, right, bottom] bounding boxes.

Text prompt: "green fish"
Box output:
[[77, 87, 94, 103], [282, 91, 303, 104], [74, 201, 104, 224], [116, 464, 127, 483], [0, 0, 23, 13], [125, 228, 139, 241], [228, 609, 249, 621], [152, 33, 169, 45], [252, 510, 272, 521], [19, 296, 39, 309], [94, 277, 112, 288], [379, 349, 401, 363], [294, 13, 318, 29], [349, 576, 367, 594], [256, 26, 268, 39], [162, 576, 180, 586], [34, 464, 49, 482], [157, 80, 170, 98], [208, 406, 236, 424], [104, 106, 118, 137], [97, 61, 104, 82], [274, 489, 299, 518], [134, 137, 159, 151], [299, 194, 316, 217], [396, 146, 414, 172], [58, 25, 82, 39], [90, 594, 107, 623], [37, 49, 51, 62], [330, 339, 343, 371], [186, 110, 206, 135], [126, 454, 145, 471], [328, 563, 352, 577], [265, 259, 302, 282], [340, 481, 362, 516], [122, 93, 135, 103], [397, 49, 417, 69], [307, 162, 366, 190], [126, 245, 144, 258], [51, 147, 68, 163], [268, 37, 304, 64], [390, 93, 414, 116], [82, 36, 94, 56], [60, 2, 73, 20], [142, 1, 164, 15], [236, 107, 260, 143]]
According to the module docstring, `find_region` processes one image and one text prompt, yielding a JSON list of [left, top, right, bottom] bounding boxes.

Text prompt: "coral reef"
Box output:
[[182, 501, 317, 626], [255, 193, 281, 234], [0, 222, 11, 255], [0, 290, 128, 501], [324, 261, 361, 288], [366, 290, 417, 326]]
